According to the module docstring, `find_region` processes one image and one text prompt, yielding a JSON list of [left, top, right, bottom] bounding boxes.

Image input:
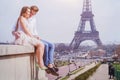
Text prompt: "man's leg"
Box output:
[[41, 40, 59, 76], [48, 42, 55, 65], [41, 40, 49, 66], [109, 74, 111, 79], [41, 40, 55, 65]]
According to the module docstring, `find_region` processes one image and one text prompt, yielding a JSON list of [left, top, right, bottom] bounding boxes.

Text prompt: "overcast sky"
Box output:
[[0, 0, 120, 45]]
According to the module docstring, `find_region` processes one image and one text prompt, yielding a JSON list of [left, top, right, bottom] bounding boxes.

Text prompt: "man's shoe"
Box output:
[[45, 69, 51, 74], [48, 67, 59, 76], [45, 67, 59, 74], [53, 66, 59, 72]]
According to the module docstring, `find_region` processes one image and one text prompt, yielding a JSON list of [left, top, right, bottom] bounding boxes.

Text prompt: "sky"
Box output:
[[0, 0, 120, 45]]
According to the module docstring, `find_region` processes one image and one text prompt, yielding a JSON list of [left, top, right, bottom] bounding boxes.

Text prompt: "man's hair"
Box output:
[[31, 5, 39, 12]]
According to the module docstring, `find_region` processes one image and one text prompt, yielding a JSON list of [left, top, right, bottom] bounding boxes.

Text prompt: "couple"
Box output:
[[12, 6, 59, 76]]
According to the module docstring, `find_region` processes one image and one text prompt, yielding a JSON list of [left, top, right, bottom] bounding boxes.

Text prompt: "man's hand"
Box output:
[[34, 35, 40, 40], [12, 31, 16, 35], [12, 31, 20, 39]]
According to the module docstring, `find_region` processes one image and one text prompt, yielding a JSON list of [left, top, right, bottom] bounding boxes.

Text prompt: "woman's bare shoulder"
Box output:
[[19, 16, 24, 20], [19, 16, 26, 22]]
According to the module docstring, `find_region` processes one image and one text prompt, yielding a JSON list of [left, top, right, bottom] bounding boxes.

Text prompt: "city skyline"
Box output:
[[0, 0, 120, 45]]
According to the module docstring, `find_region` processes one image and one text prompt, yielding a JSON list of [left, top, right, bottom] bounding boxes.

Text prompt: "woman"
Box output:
[[12, 6, 46, 70]]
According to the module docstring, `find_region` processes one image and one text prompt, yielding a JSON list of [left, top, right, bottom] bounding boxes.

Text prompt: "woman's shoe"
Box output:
[[35, 63, 39, 68], [35, 63, 47, 70], [39, 66, 47, 70]]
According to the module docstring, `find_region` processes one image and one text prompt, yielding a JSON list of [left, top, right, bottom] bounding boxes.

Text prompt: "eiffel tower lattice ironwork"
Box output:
[[69, 0, 102, 49]]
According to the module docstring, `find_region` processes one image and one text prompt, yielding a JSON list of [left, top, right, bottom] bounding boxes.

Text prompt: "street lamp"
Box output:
[[74, 52, 78, 70], [67, 50, 73, 76], [67, 52, 71, 76]]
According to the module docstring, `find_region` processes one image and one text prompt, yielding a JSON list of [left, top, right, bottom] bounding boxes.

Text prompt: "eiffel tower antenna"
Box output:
[[69, 0, 102, 50], [83, 0, 92, 12]]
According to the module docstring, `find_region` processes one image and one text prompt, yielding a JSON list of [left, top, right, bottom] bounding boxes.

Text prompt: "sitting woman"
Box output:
[[12, 6, 46, 70]]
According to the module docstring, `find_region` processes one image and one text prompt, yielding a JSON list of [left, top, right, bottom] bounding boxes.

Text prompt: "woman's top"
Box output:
[[14, 16, 41, 46]]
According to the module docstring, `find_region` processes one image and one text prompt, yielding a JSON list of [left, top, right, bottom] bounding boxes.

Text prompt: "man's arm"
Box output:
[[33, 35, 41, 40]]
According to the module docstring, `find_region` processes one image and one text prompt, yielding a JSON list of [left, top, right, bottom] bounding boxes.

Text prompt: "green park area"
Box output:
[[113, 62, 120, 70], [113, 62, 120, 80]]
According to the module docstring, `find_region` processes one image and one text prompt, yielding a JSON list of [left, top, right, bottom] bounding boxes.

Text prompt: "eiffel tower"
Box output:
[[69, 0, 102, 49]]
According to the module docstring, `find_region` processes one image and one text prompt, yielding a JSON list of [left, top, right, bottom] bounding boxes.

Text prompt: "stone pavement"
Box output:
[[47, 59, 93, 80], [87, 64, 114, 80], [68, 62, 97, 80]]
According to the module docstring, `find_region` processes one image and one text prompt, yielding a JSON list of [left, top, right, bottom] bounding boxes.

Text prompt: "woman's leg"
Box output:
[[35, 42, 46, 68]]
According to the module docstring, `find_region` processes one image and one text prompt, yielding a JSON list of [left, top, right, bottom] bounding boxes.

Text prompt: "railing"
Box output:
[[115, 70, 120, 80], [114, 63, 120, 80]]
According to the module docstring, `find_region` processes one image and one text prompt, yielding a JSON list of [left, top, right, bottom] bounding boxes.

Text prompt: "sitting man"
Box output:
[[29, 5, 59, 76]]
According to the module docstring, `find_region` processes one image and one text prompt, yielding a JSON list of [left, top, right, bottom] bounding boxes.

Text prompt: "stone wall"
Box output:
[[0, 45, 48, 80]]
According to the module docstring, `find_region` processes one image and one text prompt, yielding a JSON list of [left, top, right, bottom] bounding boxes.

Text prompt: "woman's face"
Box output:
[[24, 8, 31, 18]]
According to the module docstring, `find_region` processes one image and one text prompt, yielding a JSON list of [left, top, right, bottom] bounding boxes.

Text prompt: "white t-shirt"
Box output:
[[28, 16, 38, 35]]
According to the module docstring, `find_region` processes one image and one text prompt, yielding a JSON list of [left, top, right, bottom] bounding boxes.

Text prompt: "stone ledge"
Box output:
[[0, 44, 48, 80], [0, 45, 34, 56]]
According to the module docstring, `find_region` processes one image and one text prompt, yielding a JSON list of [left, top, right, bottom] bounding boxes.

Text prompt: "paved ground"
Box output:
[[68, 62, 97, 80], [47, 59, 94, 80], [87, 64, 114, 80], [47, 62, 115, 80]]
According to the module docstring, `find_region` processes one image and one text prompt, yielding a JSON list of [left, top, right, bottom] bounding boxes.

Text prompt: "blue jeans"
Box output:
[[41, 40, 55, 66]]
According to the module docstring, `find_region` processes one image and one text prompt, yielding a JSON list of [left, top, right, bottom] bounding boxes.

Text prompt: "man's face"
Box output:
[[30, 10, 37, 17]]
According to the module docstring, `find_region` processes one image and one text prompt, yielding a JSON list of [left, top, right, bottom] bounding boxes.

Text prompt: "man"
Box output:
[[108, 63, 115, 79], [29, 5, 59, 76]]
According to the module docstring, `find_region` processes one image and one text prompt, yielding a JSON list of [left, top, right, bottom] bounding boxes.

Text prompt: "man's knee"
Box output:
[[50, 43, 55, 48], [44, 43, 48, 47]]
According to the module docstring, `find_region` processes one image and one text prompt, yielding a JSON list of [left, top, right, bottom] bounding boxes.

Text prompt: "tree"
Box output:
[[114, 45, 120, 60]]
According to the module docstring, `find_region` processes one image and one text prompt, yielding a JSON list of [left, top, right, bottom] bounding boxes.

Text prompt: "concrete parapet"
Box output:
[[0, 45, 48, 80]]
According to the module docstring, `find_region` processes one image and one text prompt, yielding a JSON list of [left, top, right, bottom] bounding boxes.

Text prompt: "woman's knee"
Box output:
[[40, 43, 44, 49], [36, 43, 44, 49]]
